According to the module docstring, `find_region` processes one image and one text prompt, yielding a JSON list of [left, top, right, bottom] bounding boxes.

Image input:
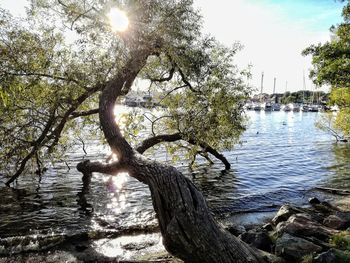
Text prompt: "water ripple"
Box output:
[[0, 111, 349, 249]]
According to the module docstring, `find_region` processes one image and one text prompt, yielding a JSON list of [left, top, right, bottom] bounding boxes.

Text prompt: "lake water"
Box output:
[[0, 110, 349, 257]]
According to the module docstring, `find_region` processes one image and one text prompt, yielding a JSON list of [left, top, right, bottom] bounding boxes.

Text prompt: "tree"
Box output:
[[0, 1, 250, 184], [303, 0, 350, 139], [0, 0, 267, 262], [280, 90, 326, 104]]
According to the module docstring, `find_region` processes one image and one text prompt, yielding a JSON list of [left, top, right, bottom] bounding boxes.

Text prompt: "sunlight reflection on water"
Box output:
[[0, 110, 349, 256]]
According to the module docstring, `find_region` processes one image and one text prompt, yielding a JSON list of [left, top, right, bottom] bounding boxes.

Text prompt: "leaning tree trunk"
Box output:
[[77, 47, 266, 263]]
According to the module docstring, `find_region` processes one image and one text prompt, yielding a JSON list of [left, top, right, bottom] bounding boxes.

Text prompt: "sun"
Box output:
[[107, 7, 129, 32]]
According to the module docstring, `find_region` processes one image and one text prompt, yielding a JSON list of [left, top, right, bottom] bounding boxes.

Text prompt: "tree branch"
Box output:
[[159, 84, 188, 103], [70, 108, 99, 119], [136, 133, 182, 154], [136, 132, 231, 169], [2, 71, 83, 86], [5, 83, 104, 186], [77, 160, 130, 176], [149, 66, 175, 82], [5, 106, 58, 186]]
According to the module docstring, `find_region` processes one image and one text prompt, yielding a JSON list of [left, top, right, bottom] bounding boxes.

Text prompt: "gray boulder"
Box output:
[[239, 229, 272, 252], [323, 215, 347, 230], [314, 248, 350, 263], [272, 205, 305, 225], [275, 233, 322, 262], [276, 213, 338, 241]]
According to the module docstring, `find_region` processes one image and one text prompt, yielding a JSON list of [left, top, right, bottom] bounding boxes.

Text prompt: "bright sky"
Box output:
[[194, 0, 345, 94], [1, 0, 345, 93]]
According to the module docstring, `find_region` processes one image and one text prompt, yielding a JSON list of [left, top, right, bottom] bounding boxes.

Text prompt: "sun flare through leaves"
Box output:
[[107, 7, 129, 32]]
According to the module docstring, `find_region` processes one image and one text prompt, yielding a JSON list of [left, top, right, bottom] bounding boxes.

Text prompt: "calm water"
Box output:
[[0, 111, 349, 255]]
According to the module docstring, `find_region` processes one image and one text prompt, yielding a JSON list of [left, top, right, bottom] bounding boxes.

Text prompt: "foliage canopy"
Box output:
[[303, 0, 350, 139], [0, 0, 251, 182]]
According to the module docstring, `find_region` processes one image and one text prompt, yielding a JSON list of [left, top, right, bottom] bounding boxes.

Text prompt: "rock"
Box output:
[[335, 211, 350, 228], [323, 215, 347, 230], [312, 202, 338, 215], [239, 229, 273, 252], [314, 249, 337, 263], [272, 205, 305, 225], [75, 244, 88, 252], [309, 197, 321, 205], [304, 236, 333, 250], [262, 223, 274, 232], [276, 213, 338, 241], [224, 222, 246, 236], [258, 250, 286, 263], [275, 233, 322, 262], [314, 248, 350, 263], [121, 240, 157, 250]]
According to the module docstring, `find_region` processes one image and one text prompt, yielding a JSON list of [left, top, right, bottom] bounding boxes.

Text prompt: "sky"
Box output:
[[1, 0, 346, 94], [193, 0, 345, 94]]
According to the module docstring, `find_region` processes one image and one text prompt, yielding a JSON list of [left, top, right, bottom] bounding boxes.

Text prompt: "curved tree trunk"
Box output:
[[77, 47, 266, 263]]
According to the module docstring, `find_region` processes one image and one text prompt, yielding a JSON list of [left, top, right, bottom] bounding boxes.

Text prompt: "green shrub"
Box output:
[[301, 254, 313, 263], [330, 232, 350, 251]]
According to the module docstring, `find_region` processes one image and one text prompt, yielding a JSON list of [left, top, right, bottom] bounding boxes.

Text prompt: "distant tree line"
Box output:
[[279, 90, 328, 105], [250, 91, 329, 104]]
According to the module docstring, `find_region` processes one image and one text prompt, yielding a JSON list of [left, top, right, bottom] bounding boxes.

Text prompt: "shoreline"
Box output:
[[1, 192, 349, 263]]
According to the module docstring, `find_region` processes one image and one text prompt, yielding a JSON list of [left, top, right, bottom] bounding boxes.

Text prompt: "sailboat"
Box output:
[[301, 71, 309, 112]]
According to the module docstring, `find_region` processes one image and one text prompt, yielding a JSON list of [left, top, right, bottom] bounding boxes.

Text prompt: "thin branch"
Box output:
[[176, 64, 200, 93], [159, 84, 188, 103], [70, 108, 99, 119], [2, 71, 82, 86], [78, 136, 87, 155], [46, 83, 104, 152], [5, 82, 104, 185], [69, 7, 94, 30], [149, 66, 175, 83], [6, 106, 58, 186]]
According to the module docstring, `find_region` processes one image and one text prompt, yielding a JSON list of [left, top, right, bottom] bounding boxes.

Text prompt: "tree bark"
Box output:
[[77, 47, 265, 262], [137, 133, 231, 169]]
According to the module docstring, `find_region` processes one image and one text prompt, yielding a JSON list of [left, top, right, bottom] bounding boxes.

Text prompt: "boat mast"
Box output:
[[303, 71, 306, 104], [285, 81, 288, 93], [260, 71, 264, 103], [273, 77, 276, 94]]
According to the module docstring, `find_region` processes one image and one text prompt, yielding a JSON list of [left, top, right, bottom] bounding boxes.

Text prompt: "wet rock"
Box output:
[[275, 233, 322, 262], [314, 249, 337, 263], [314, 248, 350, 263], [304, 236, 333, 251], [239, 229, 272, 252], [75, 245, 88, 252], [262, 223, 274, 232], [323, 215, 347, 230], [272, 205, 304, 225], [312, 202, 338, 215], [336, 211, 350, 228], [224, 223, 246, 236], [276, 213, 338, 241], [258, 250, 286, 263], [121, 240, 157, 250], [309, 197, 321, 205]]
